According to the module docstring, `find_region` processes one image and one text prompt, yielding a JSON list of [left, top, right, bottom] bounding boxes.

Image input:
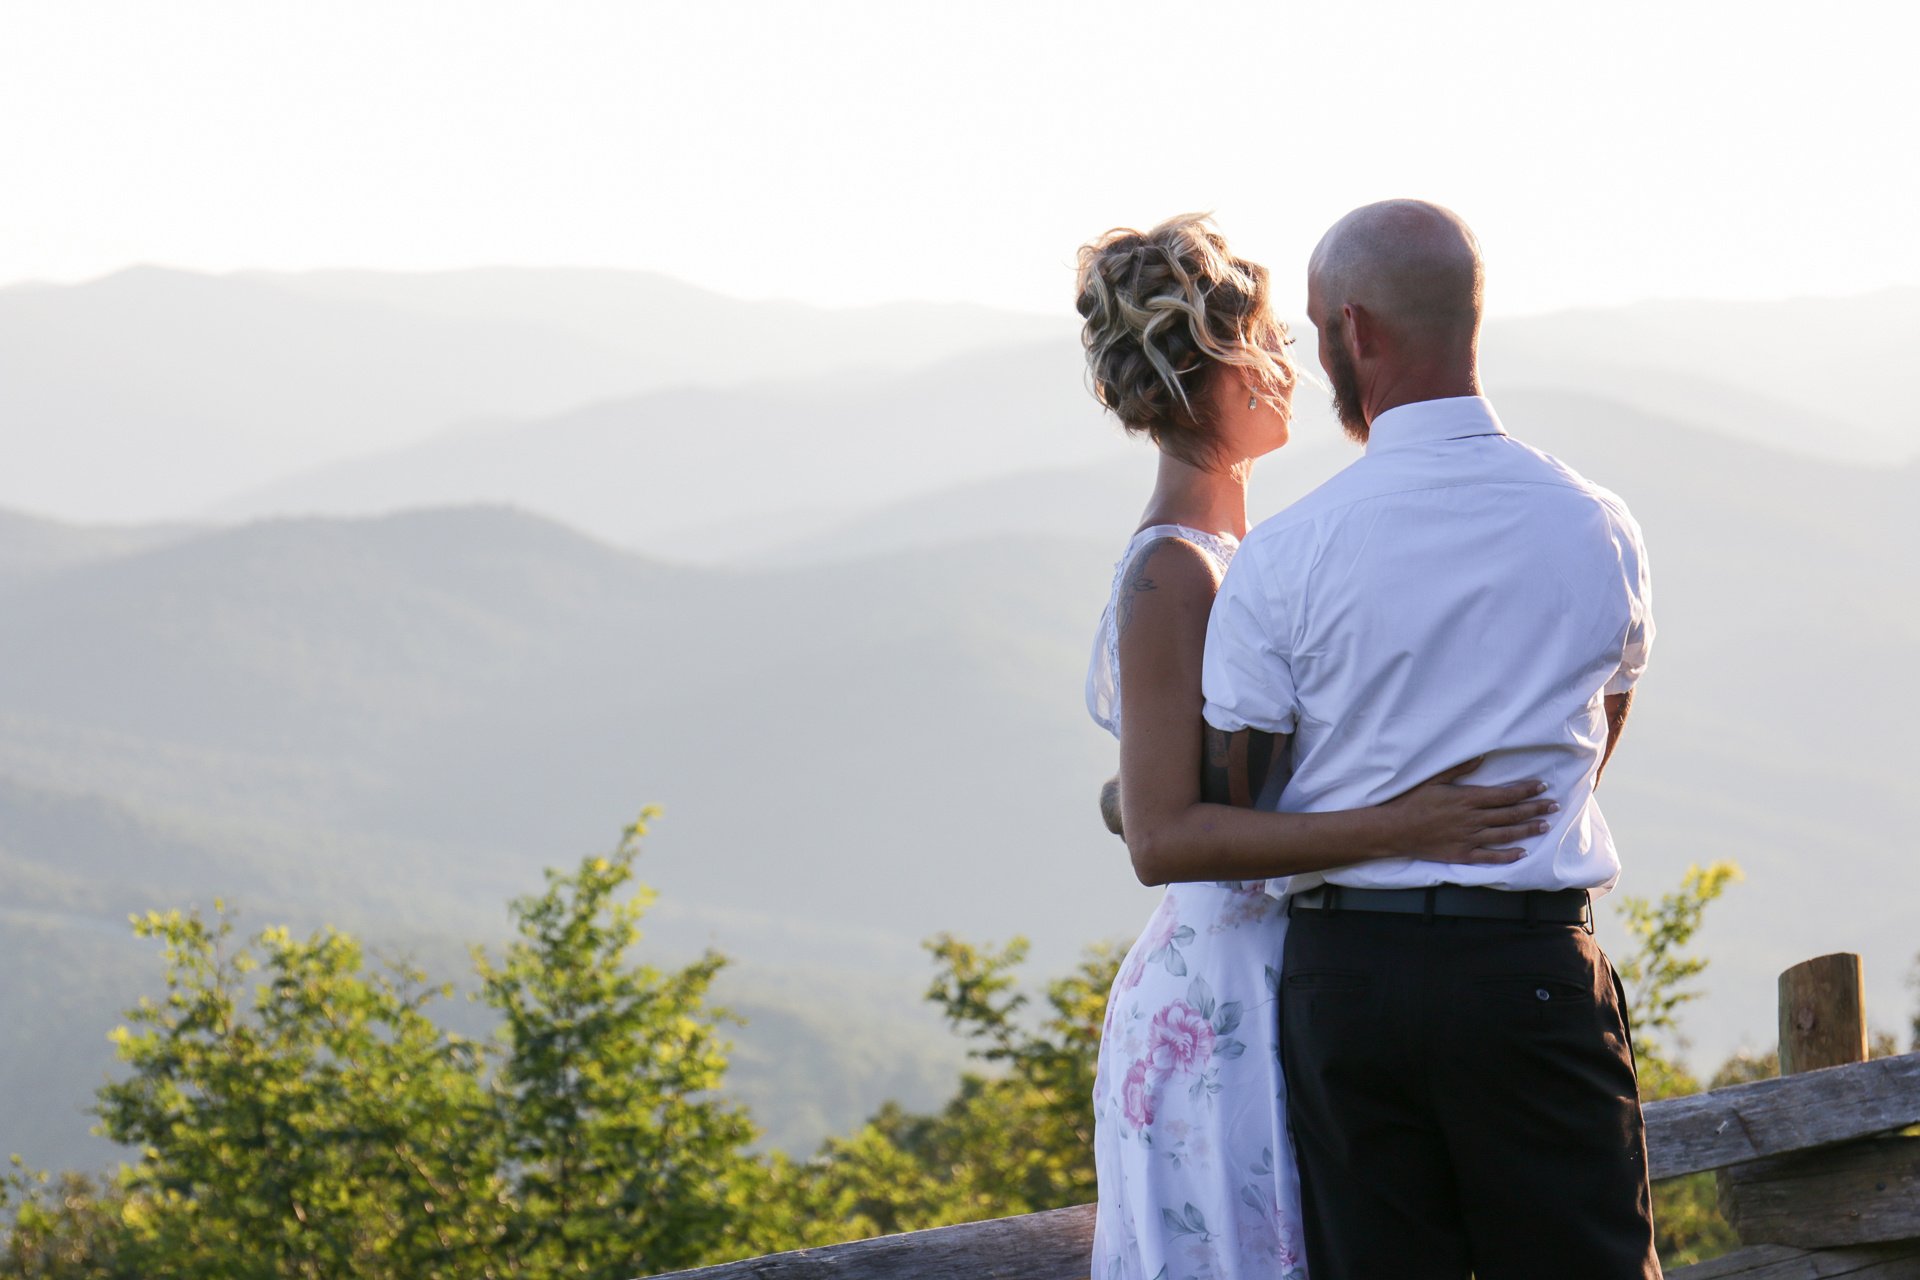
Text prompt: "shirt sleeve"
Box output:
[[1605, 509, 1655, 695], [1202, 546, 1298, 734]]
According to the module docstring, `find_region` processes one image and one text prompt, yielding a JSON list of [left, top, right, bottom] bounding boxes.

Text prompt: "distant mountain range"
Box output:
[[197, 288, 1920, 562], [0, 266, 1066, 522], [208, 338, 1126, 560], [0, 510, 201, 591], [1482, 289, 1920, 463], [4, 266, 1912, 535]]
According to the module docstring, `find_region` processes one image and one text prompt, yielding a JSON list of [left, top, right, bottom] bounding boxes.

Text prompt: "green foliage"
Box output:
[[2, 812, 767, 1280], [916, 934, 1107, 1209], [1645, 1170, 1735, 1271], [1610, 861, 1743, 1269], [766, 935, 1118, 1240], [1613, 861, 1743, 1096], [0, 1165, 126, 1279], [474, 812, 762, 1276], [90, 905, 504, 1279], [1709, 1048, 1777, 1088]]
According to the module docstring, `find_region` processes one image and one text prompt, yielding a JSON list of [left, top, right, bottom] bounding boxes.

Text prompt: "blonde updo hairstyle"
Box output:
[[1075, 213, 1294, 467]]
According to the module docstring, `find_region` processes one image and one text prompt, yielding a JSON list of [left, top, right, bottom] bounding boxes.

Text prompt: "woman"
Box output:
[[1078, 215, 1554, 1280]]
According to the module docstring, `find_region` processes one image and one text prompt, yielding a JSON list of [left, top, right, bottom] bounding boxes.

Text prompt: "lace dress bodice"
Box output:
[[1086, 523, 1239, 739]]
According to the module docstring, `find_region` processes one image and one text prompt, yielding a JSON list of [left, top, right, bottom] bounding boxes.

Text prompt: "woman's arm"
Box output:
[[1115, 538, 1551, 887]]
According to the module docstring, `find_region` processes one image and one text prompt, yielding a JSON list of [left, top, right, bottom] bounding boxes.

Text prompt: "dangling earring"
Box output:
[[1248, 394, 1259, 410]]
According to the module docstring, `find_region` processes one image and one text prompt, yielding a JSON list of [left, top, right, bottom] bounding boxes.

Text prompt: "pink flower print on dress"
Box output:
[[1120, 1058, 1156, 1128], [1138, 901, 1196, 978], [1147, 1001, 1216, 1078], [1141, 901, 1178, 953], [1235, 1180, 1286, 1263], [1214, 880, 1283, 931], [1279, 1225, 1305, 1279], [1117, 901, 1176, 995]]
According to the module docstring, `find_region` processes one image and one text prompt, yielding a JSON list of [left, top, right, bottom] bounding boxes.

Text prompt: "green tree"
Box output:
[[92, 907, 506, 1279], [2, 812, 769, 1280], [1709, 1048, 1777, 1088], [1610, 860, 1743, 1268], [475, 810, 762, 1277], [0, 1165, 128, 1279], [916, 934, 1109, 1211], [775, 935, 1118, 1238], [1614, 860, 1744, 1098]]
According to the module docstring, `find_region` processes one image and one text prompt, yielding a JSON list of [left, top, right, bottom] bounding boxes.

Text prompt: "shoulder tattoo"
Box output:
[[1115, 542, 1167, 637]]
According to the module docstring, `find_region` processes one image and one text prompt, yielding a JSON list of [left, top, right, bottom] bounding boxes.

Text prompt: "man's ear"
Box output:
[[1342, 302, 1377, 360]]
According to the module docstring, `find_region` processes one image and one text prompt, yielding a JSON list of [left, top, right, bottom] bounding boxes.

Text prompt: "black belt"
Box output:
[[1289, 884, 1593, 930]]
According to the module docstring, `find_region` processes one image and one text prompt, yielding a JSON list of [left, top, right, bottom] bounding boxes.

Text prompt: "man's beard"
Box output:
[[1323, 319, 1368, 444]]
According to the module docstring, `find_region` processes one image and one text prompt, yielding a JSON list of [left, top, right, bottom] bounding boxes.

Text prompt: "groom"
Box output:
[[1200, 201, 1660, 1278]]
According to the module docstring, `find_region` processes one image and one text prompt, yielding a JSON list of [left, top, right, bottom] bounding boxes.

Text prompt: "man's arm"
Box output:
[[1599, 500, 1652, 788], [1597, 689, 1633, 785]]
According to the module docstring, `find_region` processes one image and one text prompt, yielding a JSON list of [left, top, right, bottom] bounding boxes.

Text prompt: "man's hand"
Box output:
[[1100, 775, 1124, 836]]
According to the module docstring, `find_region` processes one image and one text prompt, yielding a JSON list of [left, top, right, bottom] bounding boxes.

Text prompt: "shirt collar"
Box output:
[[1365, 395, 1507, 456]]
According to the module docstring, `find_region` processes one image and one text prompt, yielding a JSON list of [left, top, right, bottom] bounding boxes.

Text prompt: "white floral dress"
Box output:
[[1086, 524, 1307, 1280]]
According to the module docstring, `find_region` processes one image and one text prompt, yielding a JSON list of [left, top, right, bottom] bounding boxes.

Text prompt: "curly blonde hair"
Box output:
[[1075, 213, 1294, 467]]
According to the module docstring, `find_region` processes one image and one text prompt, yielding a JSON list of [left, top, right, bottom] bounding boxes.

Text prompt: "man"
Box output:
[[1199, 200, 1659, 1278]]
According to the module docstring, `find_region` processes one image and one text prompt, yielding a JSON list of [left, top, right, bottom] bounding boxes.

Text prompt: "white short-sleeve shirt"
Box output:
[[1202, 396, 1653, 897]]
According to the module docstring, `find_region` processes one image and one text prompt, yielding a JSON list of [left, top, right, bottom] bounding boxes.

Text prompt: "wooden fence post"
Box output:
[[1778, 954, 1869, 1075], [1713, 953, 1920, 1262]]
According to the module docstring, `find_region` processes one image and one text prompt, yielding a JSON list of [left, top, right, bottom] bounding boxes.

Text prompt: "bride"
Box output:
[[1077, 214, 1553, 1280]]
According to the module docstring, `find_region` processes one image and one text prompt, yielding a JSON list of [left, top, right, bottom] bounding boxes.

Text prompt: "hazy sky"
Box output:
[[4, 0, 1914, 314]]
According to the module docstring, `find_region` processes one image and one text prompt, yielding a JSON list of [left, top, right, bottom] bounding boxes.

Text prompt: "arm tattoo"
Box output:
[[1115, 548, 1160, 638], [1246, 730, 1276, 802], [1202, 726, 1287, 808], [1202, 727, 1234, 805]]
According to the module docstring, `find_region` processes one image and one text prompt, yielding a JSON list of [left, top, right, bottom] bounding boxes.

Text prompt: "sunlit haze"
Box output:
[[4, 0, 1915, 313]]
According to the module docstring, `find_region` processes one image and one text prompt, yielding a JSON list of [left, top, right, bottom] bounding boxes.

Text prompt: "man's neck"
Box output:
[[1362, 363, 1482, 426]]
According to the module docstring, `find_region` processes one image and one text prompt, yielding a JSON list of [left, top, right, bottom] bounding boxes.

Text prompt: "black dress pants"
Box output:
[[1280, 907, 1661, 1280]]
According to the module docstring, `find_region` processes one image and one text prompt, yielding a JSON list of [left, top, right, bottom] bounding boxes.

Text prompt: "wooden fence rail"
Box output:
[[650, 954, 1920, 1280]]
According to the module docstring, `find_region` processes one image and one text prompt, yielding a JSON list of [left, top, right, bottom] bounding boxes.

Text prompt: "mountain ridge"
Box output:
[[0, 267, 1074, 523]]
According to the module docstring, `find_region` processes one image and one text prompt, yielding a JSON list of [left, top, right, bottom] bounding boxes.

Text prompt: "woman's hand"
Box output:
[[1379, 758, 1557, 864], [1100, 775, 1125, 837]]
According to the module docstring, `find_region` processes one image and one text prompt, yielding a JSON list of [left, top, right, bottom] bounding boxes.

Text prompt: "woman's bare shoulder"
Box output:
[[1116, 535, 1224, 642]]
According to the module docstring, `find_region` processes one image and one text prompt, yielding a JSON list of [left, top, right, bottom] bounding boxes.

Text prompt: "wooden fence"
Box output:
[[652, 953, 1920, 1279]]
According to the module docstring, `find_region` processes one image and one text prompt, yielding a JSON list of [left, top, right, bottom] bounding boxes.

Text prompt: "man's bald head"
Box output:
[[1309, 199, 1484, 349]]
